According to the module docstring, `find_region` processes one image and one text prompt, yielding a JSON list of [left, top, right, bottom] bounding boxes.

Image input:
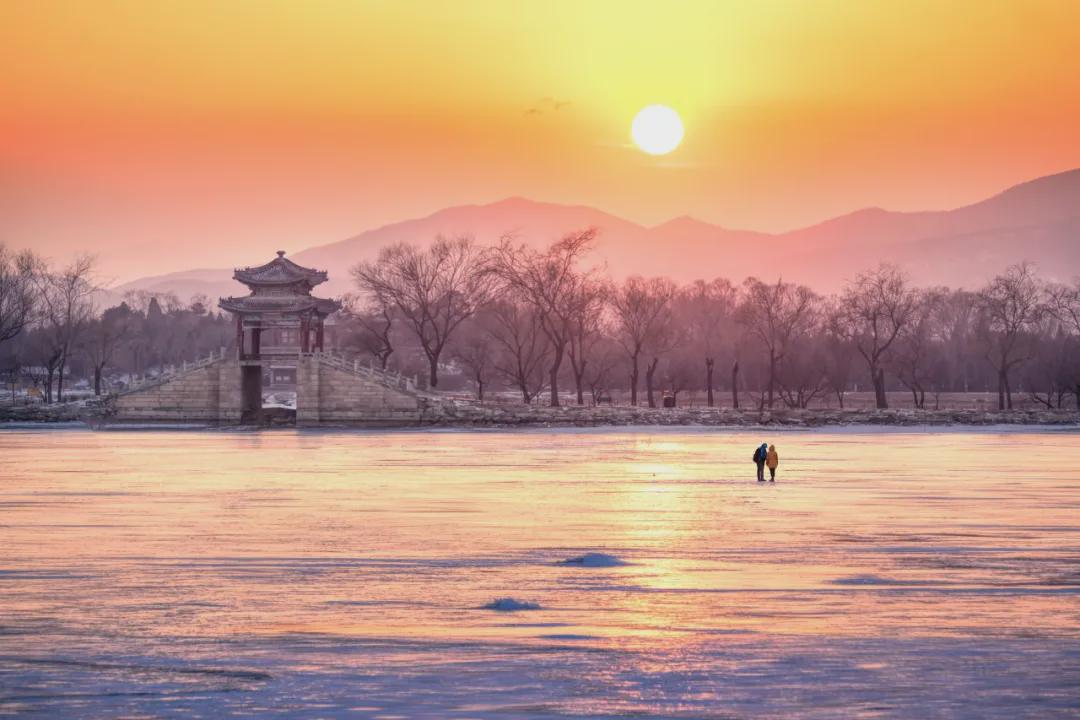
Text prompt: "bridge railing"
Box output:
[[311, 350, 422, 394], [117, 348, 226, 395]]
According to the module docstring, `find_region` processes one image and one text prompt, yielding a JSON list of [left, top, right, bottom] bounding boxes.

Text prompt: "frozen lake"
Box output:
[[1, 427, 1078, 718]]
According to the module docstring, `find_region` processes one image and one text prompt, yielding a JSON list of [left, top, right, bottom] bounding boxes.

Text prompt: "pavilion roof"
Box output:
[[218, 294, 341, 316], [233, 251, 329, 287]]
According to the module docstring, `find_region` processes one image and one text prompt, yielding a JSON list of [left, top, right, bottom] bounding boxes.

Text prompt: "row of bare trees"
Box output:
[[0, 246, 97, 402], [5, 232, 1077, 411], [347, 231, 1080, 411], [1, 245, 233, 403]]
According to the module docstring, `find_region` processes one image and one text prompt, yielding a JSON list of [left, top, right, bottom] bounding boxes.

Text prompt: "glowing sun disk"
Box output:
[[631, 105, 684, 155]]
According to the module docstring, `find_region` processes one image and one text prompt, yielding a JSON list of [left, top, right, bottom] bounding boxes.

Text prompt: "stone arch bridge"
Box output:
[[102, 350, 435, 426]]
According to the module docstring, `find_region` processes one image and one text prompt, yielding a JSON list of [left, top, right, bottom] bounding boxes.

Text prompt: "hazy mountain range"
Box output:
[[115, 168, 1080, 305]]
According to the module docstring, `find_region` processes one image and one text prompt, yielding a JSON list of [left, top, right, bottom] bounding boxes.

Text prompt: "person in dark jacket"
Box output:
[[753, 442, 768, 481]]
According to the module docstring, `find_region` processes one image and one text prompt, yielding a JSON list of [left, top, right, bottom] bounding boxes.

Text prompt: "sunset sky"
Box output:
[[2, 0, 1079, 282]]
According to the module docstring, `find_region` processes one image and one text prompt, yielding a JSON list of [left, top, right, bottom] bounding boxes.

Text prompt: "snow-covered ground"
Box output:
[[262, 391, 297, 409], [0, 428, 1077, 718]]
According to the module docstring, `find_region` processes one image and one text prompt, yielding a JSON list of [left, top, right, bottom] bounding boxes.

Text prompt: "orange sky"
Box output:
[[2, 0, 1079, 282]]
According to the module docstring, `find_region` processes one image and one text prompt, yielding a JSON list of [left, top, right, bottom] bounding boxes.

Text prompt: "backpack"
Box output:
[[752, 448, 761, 463]]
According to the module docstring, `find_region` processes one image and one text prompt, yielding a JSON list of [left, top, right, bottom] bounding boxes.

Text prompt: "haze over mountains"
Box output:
[[116, 168, 1080, 304]]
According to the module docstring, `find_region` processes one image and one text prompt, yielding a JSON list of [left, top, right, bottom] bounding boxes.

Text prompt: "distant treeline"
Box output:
[[3, 232, 1079, 411], [348, 230, 1079, 411], [0, 246, 231, 402]]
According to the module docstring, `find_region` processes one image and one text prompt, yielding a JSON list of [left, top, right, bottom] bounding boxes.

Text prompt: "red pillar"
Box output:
[[316, 317, 325, 351], [236, 315, 244, 358], [300, 316, 310, 353]]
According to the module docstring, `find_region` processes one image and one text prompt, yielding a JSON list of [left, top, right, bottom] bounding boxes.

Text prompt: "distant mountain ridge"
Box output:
[[115, 168, 1080, 303]]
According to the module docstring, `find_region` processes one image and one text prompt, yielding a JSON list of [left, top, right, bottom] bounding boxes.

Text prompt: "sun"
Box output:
[[631, 105, 684, 155]]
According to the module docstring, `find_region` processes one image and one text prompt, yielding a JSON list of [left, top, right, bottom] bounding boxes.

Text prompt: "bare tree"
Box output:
[[1049, 280, 1080, 408], [610, 276, 677, 406], [643, 312, 680, 408], [1023, 319, 1078, 409], [26, 329, 62, 403], [1, 354, 23, 405], [1049, 279, 1080, 335], [565, 278, 609, 405], [450, 310, 497, 401], [486, 298, 552, 404], [659, 349, 699, 405], [737, 277, 818, 409], [340, 293, 395, 369], [676, 278, 735, 406], [584, 337, 622, 405], [893, 289, 946, 409], [352, 235, 492, 388], [835, 264, 918, 409], [777, 355, 829, 408], [821, 302, 856, 408], [977, 263, 1047, 410], [730, 327, 756, 410], [936, 290, 980, 394], [81, 302, 136, 395], [34, 255, 97, 403], [0, 245, 40, 347], [776, 316, 828, 409], [489, 229, 599, 406]]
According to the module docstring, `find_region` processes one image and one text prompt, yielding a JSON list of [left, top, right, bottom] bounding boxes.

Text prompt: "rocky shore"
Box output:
[[3, 398, 1078, 429], [423, 401, 1080, 428], [1, 402, 86, 424]]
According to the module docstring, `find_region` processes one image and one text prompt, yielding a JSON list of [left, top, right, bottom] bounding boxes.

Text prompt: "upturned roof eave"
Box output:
[[218, 296, 342, 315], [231, 271, 329, 286], [232, 253, 330, 286]]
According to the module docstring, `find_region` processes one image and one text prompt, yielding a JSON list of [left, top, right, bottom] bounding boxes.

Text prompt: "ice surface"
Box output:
[[0, 427, 1078, 718]]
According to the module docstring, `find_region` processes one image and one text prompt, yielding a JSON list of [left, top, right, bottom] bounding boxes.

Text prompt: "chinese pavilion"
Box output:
[[109, 251, 419, 426], [218, 251, 341, 362]]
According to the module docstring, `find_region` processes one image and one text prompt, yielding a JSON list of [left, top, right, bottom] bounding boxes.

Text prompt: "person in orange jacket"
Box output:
[[766, 444, 779, 481]]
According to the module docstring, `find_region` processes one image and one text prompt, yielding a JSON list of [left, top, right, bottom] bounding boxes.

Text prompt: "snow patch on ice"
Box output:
[[481, 597, 541, 611], [557, 552, 628, 567]]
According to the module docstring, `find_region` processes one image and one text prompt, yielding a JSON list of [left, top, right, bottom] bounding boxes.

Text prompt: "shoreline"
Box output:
[[2, 403, 1078, 430], [425, 404, 1080, 428]]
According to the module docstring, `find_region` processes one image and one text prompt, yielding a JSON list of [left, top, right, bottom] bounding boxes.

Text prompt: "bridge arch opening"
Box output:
[[240, 364, 263, 423]]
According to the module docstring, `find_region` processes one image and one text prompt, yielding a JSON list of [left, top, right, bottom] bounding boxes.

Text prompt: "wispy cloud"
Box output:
[[593, 139, 708, 168], [524, 97, 572, 116]]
